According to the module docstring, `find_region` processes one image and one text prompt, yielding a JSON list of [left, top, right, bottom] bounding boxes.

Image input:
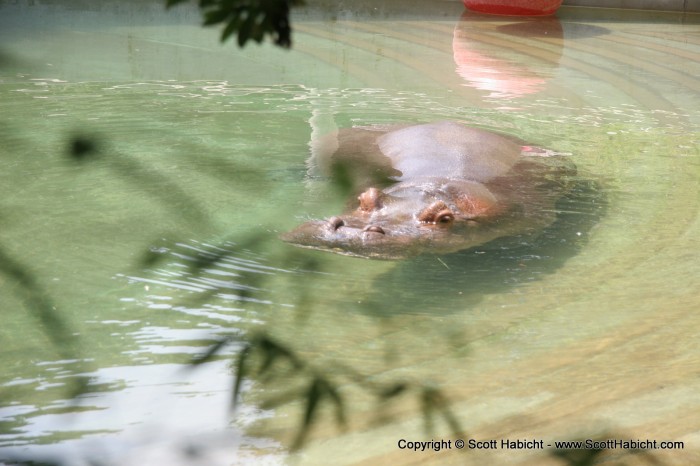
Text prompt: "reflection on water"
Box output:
[[453, 13, 566, 98], [1, 0, 699, 465], [453, 12, 613, 100], [2, 360, 282, 465]]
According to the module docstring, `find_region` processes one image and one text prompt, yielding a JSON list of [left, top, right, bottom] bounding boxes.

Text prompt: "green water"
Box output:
[[1, 1, 699, 465]]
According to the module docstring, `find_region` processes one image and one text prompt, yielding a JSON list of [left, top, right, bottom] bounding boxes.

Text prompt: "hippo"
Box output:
[[282, 121, 575, 259]]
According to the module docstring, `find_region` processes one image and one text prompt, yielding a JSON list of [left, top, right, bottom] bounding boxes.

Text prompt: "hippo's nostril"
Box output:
[[328, 216, 345, 231], [363, 225, 385, 235]]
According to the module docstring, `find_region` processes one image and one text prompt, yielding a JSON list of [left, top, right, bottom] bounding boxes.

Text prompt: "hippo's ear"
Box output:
[[449, 182, 500, 219], [358, 187, 383, 212], [455, 195, 501, 219]]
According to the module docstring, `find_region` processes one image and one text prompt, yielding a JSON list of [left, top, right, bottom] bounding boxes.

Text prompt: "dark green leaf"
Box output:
[[190, 337, 231, 366], [379, 382, 409, 399], [551, 448, 604, 466], [258, 335, 303, 369], [323, 379, 346, 427], [419, 386, 464, 437], [439, 406, 464, 438], [292, 377, 323, 449], [204, 8, 231, 26], [237, 12, 257, 47], [220, 15, 242, 43], [68, 135, 99, 161], [258, 344, 279, 376], [231, 344, 252, 411], [421, 387, 436, 434], [251, 13, 266, 43], [0, 247, 78, 360], [183, 0, 303, 48], [140, 247, 164, 267], [303, 379, 324, 427], [166, 0, 190, 8], [67, 376, 93, 399]]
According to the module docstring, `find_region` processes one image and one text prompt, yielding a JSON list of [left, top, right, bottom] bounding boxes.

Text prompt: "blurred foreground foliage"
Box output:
[[2, 119, 652, 464], [188, 331, 464, 450], [166, 0, 305, 48], [3, 131, 465, 452]]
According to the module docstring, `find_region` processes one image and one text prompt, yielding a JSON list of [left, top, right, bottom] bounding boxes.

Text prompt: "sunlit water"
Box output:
[[0, 1, 699, 465]]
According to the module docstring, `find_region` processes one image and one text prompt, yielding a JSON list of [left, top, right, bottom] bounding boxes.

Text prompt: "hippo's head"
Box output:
[[281, 178, 517, 260]]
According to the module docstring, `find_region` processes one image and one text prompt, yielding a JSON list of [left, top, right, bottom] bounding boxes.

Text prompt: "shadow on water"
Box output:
[[361, 179, 607, 317]]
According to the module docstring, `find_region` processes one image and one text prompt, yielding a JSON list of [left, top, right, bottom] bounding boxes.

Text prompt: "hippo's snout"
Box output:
[[281, 213, 405, 258]]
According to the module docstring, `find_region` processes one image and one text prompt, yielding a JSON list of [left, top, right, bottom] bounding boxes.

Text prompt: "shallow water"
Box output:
[[0, 1, 699, 465]]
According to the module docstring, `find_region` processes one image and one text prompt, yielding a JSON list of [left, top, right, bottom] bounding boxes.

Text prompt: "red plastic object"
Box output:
[[463, 0, 563, 16]]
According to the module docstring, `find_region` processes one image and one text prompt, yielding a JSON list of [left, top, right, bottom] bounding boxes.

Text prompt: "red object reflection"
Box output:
[[453, 13, 563, 99], [463, 0, 563, 16]]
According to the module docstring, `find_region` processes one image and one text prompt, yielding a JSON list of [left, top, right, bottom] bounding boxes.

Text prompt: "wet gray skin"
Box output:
[[282, 121, 575, 260]]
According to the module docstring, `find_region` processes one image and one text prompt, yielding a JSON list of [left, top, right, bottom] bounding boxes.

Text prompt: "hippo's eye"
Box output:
[[435, 211, 455, 224], [418, 201, 455, 225]]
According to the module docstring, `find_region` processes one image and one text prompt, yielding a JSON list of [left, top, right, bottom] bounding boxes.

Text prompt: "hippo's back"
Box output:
[[376, 121, 522, 182]]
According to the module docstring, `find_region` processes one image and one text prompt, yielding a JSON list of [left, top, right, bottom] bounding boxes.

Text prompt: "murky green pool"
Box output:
[[1, 1, 699, 465]]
